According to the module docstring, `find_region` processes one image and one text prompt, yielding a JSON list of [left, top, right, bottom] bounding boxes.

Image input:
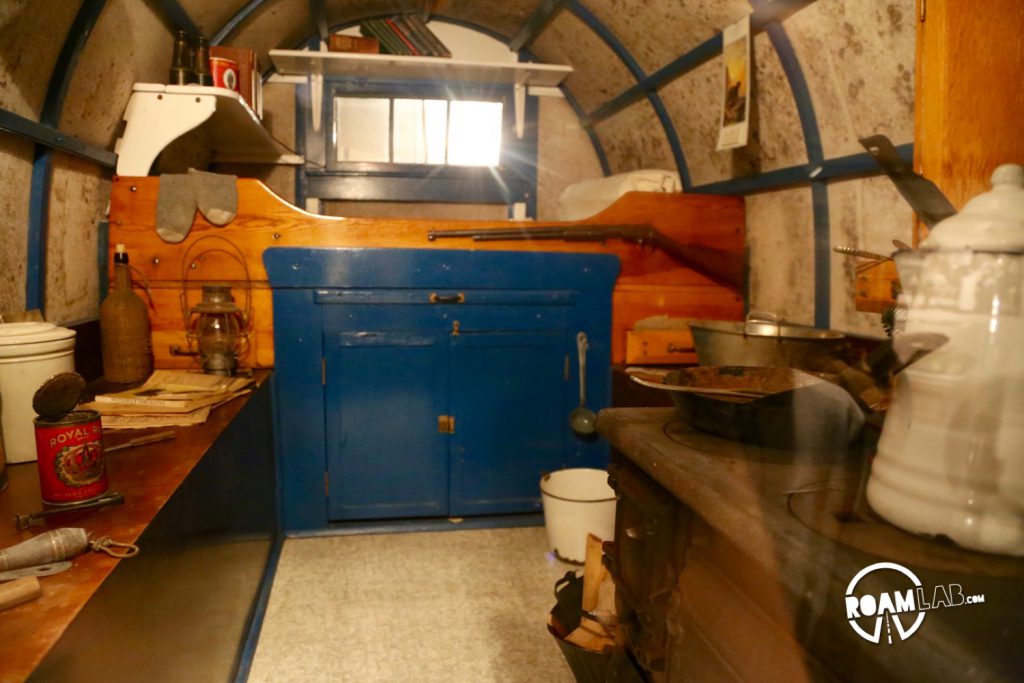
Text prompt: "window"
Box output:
[[334, 96, 504, 167], [308, 80, 536, 212]]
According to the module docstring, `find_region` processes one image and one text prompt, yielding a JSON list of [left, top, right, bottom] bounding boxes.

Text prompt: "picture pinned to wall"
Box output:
[[716, 15, 751, 151]]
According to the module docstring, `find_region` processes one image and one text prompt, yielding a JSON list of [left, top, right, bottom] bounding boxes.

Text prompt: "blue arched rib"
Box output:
[[564, 1, 691, 188], [212, 0, 270, 46], [26, 0, 107, 312]]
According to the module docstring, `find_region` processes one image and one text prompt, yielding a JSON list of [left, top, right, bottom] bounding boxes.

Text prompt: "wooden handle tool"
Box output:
[[0, 577, 42, 611]]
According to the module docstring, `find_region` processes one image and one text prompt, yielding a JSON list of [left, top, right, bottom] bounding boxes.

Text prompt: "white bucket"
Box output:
[[540, 468, 616, 563], [0, 322, 76, 463]]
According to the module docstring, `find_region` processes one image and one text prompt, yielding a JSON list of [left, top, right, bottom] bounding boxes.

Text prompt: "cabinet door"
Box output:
[[325, 331, 449, 520], [448, 331, 568, 516]]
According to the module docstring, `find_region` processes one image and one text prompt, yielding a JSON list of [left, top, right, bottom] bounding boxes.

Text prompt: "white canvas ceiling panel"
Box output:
[[44, 153, 110, 323], [745, 187, 816, 326], [530, 11, 633, 115], [583, 0, 751, 73], [660, 57, 732, 186], [536, 96, 604, 221], [59, 0, 174, 149], [179, 0, 251, 40], [324, 0, 421, 35], [593, 100, 675, 175], [0, 137, 33, 315], [784, 0, 915, 159], [433, 0, 536, 40], [0, 0, 83, 120], [228, 0, 315, 65], [751, 31, 808, 172]]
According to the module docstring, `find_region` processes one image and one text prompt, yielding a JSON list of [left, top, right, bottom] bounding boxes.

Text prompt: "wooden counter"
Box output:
[[0, 371, 276, 683], [597, 408, 1024, 683]]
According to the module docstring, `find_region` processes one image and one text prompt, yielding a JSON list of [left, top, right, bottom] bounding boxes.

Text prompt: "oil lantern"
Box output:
[[187, 284, 248, 376]]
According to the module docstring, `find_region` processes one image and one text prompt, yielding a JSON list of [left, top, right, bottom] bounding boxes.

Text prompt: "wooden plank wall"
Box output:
[[107, 177, 745, 368]]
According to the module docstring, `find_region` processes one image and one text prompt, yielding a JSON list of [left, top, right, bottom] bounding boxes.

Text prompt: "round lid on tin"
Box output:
[[32, 372, 87, 418], [0, 321, 76, 346]]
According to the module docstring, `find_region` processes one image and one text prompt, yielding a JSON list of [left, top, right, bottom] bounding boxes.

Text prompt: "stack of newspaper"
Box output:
[[82, 370, 254, 430]]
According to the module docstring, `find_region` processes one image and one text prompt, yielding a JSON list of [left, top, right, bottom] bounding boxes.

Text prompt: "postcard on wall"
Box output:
[[716, 14, 751, 151]]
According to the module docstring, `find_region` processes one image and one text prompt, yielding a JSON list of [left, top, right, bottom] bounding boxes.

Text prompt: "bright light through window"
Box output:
[[448, 101, 503, 166], [333, 96, 503, 167], [335, 97, 390, 163], [393, 99, 448, 164]]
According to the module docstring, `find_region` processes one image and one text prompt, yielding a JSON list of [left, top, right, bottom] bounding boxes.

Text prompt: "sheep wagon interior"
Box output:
[[0, 1, 1022, 682]]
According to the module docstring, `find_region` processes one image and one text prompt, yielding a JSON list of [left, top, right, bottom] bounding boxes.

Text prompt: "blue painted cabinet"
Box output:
[[266, 248, 619, 530]]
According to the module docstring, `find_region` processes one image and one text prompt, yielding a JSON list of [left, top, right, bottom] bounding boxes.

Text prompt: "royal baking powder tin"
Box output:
[[34, 411, 108, 504], [32, 372, 108, 505], [210, 57, 238, 91]]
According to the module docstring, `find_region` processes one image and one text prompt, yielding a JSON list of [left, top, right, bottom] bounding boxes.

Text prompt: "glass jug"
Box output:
[[868, 164, 1024, 556]]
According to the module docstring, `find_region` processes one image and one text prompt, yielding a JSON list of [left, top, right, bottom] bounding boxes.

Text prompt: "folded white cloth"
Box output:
[[556, 170, 681, 221]]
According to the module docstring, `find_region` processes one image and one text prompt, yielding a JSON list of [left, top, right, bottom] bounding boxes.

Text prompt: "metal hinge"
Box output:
[[919, 0, 926, 22], [324, 471, 329, 497], [437, 415, 456, 434], [321, 357, 326, 385]]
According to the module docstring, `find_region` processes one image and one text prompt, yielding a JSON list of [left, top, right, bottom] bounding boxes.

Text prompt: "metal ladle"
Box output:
[[569, 332, 597, 436]]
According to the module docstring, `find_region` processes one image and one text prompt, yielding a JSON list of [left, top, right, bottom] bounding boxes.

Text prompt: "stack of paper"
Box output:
[[82, 370, 254, 430]]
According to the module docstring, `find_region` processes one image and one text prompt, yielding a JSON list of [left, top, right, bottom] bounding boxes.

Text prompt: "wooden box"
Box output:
[[625, 329, 697, 365], [328, 34, 380, 54]]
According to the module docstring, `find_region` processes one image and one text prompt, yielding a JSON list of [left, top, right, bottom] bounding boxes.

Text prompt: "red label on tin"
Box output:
[[34, 416, 108, 504]]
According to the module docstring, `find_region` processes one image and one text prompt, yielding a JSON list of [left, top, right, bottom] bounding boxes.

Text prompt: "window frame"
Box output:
[[305, 77, 538, 210]]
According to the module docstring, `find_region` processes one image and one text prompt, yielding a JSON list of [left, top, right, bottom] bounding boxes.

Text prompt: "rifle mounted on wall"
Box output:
[[427, 224, 745, 293]]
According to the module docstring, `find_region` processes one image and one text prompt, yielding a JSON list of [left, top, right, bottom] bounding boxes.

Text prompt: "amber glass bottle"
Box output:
[[100, 245, 153, 383]]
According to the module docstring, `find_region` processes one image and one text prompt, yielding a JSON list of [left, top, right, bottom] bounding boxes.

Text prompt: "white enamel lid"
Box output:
[[922, 164, 1024, 252], [0, 321, 76, 346]]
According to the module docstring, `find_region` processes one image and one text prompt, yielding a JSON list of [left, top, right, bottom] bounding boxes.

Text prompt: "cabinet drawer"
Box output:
[[625, 330, 696, 365], [315, 289, 575, 306]]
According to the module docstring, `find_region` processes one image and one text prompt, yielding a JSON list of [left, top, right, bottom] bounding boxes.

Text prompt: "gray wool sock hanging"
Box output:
[[155, 174, 197, 243], [189, 168, 237, 226]]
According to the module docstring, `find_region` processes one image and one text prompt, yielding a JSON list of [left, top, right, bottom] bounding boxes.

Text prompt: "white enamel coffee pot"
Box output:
[[868, 164, 1024, 556]]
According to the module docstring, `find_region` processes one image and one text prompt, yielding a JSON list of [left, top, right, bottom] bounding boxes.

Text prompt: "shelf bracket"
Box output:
[[514, 81, 527, 139], [115, 91, 216, 176], [311, 73, 324, 133]]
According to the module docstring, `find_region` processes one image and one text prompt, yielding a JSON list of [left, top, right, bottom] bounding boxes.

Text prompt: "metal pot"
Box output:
[[689, 312, 848, 372], [631, 366, 865, 451]]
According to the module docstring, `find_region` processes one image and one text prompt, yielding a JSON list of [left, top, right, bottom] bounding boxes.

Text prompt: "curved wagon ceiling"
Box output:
[[1, 0, 915, 330]]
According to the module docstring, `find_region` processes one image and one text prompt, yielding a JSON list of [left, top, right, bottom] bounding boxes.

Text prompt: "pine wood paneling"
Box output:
[[108, 177, 744, 366]]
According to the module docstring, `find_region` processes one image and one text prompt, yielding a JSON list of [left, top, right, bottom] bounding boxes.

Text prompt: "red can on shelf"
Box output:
[[32, 372, 109, 505], [210, 56, 239, 91], [34, 410, 108, 505]]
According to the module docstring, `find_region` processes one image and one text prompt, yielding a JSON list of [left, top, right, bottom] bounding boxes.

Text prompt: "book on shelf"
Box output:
[[385, 18, 421, 56], [403, 14, 451, 58], [360, 19, 408, 56], [392, 16, 430, 56], [328, 34, 380, 54], [358, 16, 451, 58]]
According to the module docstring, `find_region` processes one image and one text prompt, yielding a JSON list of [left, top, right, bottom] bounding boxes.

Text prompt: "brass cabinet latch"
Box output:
[[451, 320, 460, 336], [437, 415, 456, 434], [430, 292, 465, 304]]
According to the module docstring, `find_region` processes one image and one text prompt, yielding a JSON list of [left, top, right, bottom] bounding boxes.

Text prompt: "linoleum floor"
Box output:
[[247, 525, 577, 683]]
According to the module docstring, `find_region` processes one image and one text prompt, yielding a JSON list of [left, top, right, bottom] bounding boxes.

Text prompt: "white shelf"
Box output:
[[114, 83, 304, 176], [269, 49, 572, 87]]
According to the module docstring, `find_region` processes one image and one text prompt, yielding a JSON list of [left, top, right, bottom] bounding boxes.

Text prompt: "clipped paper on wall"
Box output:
[[716, 15, 751, 151]]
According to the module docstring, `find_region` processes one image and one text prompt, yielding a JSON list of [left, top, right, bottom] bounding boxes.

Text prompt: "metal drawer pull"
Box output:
[[666, 343, 689, 353], [429, 292, 465, 304]]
